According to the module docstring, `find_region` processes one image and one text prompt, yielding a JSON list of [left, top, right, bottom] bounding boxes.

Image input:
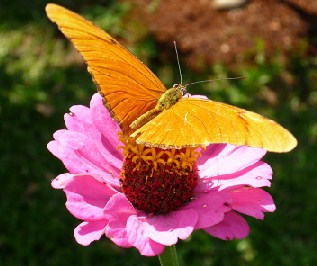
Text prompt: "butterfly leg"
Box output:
[[130, 109, 160, 130]]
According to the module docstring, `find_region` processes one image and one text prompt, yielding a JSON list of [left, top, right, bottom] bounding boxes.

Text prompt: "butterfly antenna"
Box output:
[[174, 41, 183, 84], [186, 76, 246, 87]]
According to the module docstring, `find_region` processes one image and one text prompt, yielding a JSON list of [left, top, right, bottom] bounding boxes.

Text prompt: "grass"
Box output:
[[1, 1, 317, 265]]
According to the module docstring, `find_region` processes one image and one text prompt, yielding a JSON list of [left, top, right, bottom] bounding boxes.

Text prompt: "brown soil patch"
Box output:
[[131, 0, 317, 69]]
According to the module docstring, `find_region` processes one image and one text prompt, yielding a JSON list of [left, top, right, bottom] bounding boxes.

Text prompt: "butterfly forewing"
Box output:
[[46, 4, 166, 131]]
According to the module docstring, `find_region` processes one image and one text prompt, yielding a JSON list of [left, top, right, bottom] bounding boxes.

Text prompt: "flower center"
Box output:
[[118, 133, 201, 214]]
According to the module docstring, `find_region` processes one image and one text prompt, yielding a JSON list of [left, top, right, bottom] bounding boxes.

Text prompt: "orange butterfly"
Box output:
[[46, 3, 297, 152]]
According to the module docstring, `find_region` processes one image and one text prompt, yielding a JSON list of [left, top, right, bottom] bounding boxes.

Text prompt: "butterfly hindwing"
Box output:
[[131, 97, 297, 152]]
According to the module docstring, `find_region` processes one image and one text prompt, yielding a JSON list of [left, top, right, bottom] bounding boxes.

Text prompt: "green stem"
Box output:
[[158, 245, 179, 266]]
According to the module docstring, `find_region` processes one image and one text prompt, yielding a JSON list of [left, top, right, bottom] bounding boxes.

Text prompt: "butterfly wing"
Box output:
[[46, 4, 166, 131], [131, 97, 297, 152]]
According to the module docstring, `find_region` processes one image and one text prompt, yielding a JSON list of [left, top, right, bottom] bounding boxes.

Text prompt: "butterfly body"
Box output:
[[130, 85, 185, 130], [46, 3, 297, 153], [155, 85, 185, 110]]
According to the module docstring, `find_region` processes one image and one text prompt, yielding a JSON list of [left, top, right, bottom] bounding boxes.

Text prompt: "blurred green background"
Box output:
[[1, 0, 316, 265]]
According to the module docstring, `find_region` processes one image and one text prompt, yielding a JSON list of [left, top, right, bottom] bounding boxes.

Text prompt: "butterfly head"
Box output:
[[172, 83, 187, 96]]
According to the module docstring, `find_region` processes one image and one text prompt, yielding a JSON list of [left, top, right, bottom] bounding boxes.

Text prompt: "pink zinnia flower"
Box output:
[[48, 93, 275, 256]]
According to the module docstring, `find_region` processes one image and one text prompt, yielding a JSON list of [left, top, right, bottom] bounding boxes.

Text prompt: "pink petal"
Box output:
[[217, 162, 272, 190], [51, 129, 67, 140], [74, 220, 108, 246], [47, 135, 62, 157], [204, 211, 249, 240], [65, 105, 96, 136], [90, 93, 122, 154], [47, 130, 69, 163], [187, 94, 209, 100], [47, 95, 124, 189], [230, 187, 276, 219], [104, 193, 137, 217], [197, 161, 272, 192], [104, 194, 165, 255], [65, 175, 116, 220], [127, 216, 165, 256], [105, 224, 131, 248], [56, 130, 115, 172], [104, 193, 137, 248], [198, 144, 266, 178], [145, 209, 198, 245], [219, 162, 272, 190], [182, 191, 231, 229], [64, 103, 122, 171], [51, 130, 121, 187], [51, 173, 74, 189]]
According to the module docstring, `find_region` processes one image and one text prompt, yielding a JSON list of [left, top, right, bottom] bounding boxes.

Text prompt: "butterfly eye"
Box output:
[[180, 86, 187, 96]]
